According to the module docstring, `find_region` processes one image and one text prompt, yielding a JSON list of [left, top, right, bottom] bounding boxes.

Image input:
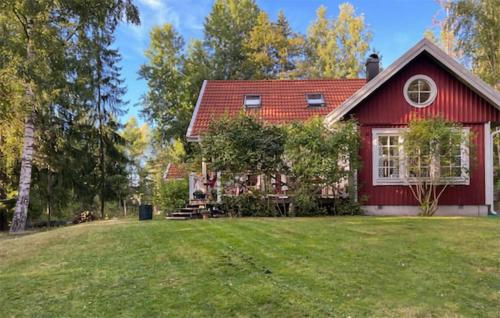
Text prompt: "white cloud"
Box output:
[[139, 0, 164, 10]]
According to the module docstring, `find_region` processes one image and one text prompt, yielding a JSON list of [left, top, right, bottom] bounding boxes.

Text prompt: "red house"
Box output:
[[186, 39, 500, 216]]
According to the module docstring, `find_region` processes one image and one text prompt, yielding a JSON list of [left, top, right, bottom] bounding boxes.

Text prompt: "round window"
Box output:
[[403, 75, 437, 108]]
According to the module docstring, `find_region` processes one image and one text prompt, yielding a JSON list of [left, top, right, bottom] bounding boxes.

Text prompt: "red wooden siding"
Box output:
[[358, 124, 485, 205], [348, 53, 500, 124], [350, 52, 499, 206]]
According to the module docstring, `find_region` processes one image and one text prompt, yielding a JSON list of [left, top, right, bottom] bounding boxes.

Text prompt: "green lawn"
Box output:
[[1, 217, 499, 317]]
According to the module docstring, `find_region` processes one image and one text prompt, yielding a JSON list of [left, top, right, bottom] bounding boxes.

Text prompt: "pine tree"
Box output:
[[1, 0, 139, 232]]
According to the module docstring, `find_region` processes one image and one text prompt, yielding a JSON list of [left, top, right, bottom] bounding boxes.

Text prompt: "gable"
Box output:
[[326, 38, 500, 124], [186, 79, 365, 141], [347, 52, 500, 124]]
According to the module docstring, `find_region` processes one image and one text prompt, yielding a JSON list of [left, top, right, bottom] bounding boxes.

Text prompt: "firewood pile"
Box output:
[[72, 211, 96, 224]]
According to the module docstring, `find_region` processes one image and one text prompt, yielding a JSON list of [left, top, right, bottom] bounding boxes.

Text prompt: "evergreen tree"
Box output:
[[245, 10, 304, 79], [1, 0, 139, 232], [273, 11, 305, 79]]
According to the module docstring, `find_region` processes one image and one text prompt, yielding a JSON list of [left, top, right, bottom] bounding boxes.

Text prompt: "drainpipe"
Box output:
[[489, 127, 500, 215]]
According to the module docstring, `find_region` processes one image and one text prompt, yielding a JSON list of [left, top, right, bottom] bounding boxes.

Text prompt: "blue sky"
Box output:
[[115, 0, 442, 123]]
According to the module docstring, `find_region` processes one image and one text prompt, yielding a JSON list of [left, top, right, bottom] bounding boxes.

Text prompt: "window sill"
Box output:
[[373, 178, 470, 186]]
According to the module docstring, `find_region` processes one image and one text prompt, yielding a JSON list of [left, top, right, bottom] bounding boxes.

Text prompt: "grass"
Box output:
[[1, 217, 499, 317]]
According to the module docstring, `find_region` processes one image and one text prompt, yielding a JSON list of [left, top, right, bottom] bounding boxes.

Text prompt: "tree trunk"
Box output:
[[10, 20, 36, 233], [96, 40, 105, 220], [46, 171, 52, 227], [123, 198, 127, 216], [10, 112, 35, 233]]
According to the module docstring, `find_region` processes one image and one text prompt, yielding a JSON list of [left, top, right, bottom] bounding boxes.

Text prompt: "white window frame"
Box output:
[[403, 74, 437, 108], [372, 128, 470, 186], [373, 128, 405, 186], [244, 94, 261, 108], [306, 93, 325, 107]]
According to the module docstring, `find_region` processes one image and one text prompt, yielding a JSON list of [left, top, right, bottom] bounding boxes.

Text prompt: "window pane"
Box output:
[[244, 95, 261, 107], [378, 136, 388, 146], [408, 80, 419, 91], [408, 92, 419, 103], [419, 92, 431, 103], [377, 134, 400, 179], [306, 93, 325, 106], [419, 79, 431, 91]]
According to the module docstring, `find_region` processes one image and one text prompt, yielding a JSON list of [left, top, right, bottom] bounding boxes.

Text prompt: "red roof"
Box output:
[[163, 163, 186, 181], [187, 79, 366, 138]]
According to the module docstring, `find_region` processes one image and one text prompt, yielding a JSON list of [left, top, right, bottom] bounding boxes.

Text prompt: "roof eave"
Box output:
[[186, 80, 207, 142], [325, 38, 500, 124]]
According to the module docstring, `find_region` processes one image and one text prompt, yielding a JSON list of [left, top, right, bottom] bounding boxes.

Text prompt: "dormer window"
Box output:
[[306, 93, 325, 107], [244, 95, 261, 108]]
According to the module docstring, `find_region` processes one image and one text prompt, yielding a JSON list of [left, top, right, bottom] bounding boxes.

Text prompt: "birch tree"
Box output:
[[303, 4, 372, 78], [402, 118, 472, 216], [2, 0, 139, 232]]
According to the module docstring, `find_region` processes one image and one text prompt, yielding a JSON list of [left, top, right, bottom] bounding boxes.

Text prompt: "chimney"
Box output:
[[365, 53, 380, 82]]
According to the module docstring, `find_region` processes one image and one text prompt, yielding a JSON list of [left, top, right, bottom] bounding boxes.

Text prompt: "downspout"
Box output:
[[489, 127, 500, 215]]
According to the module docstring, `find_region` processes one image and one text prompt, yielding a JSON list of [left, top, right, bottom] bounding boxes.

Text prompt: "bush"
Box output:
[[334, 198, 364, 216], [157, 179, 189, 212], [221, 191, 277, 217], [289, 187, 326, 216]]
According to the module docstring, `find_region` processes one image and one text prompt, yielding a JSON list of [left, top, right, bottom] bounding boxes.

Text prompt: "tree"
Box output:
[[447, 0, 499, 89], [204, 0, 260, 79], [285, 118, 360, 213], [424, 1, 460, 58], [156, 179, 188, 212], [303, 4, 371, 78], [121, 117, 151, 214], [334, 3, 372, 78], [245, 10, 304, 79], [139, 23, 192, 143], [245, 11, 275, 79], [273, 11, 305, 79], [402, 118, 472, 216], [304, 6, 337, 78], [1, 0, 139, 232], [200, 113, 286, 193], [149, 138, 188, 210], [183, 40, 211, 103]]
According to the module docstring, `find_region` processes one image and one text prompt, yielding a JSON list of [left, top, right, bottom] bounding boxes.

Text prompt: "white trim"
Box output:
[[244, 94, 262, 108], [372, 127, 470, 186], [163, 163, 172, 181], [403, 74, 437, 108], [325, 38, 500, 124], [372, 128, 405, 185], [186, 80, 207, 142], [485, 122, 493, 206], [364, 205, 488, 216]]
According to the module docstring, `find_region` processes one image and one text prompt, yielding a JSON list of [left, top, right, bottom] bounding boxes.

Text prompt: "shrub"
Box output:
[[221, 191, 277, 217], [157, 179, 189, 212], [289, 186, 326, 216], [334, 198, 364, 216]]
